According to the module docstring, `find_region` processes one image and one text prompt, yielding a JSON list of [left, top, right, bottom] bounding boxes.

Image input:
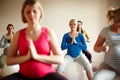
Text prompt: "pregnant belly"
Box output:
[[105, 51, 120, 72], [20, 60, 55, 78]]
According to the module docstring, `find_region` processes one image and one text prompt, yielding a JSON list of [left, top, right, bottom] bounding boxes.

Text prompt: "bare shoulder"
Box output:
[[14, 30, 20, 38], [12, 30, 21, 42], [47, 28, 55, 36], [46, 28, 58, 43], [47, 28, 54, 33]]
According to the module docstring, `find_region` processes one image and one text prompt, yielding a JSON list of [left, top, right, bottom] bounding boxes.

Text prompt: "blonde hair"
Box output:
[[107, 6, 120, 22], [69, 19, 77, 25], [21, 0, 44, 23]]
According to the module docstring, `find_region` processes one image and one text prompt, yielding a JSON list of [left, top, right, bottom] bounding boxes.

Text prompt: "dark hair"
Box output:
[[77, 20, 83, 25], [77, 20, 84, 33], [6, 24, 14, 34], [6, 24, 14, 30]]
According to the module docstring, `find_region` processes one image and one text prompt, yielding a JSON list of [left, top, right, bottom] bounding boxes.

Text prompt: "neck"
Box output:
[[26, 24, 42, 35], [28, 23, 41, 30], [70, 30, 78, 35], [7, 31, 13, 35], [78, 29, 82, 32], [70, 30, 76, 33]]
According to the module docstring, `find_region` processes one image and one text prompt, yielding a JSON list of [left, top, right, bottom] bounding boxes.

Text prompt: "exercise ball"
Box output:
[[63, 62, 88, 80], [1, 62, 19, 77]]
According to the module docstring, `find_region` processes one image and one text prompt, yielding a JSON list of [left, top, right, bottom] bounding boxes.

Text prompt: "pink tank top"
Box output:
[[18, 27, 55, 78]]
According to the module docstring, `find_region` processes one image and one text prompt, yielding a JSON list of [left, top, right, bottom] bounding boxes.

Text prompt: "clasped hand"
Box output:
[[72, 37, 77, 44], [26, 39, 38, 60]]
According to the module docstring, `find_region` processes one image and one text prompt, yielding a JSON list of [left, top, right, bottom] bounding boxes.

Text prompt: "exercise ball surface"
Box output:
[[1, 63, 19, 77]]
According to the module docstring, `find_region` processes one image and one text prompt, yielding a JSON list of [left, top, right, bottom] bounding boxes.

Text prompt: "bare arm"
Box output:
[[29, 28, 64, 64], [94, 35, 109, 53], [84, 30, 90, 42], [6, 31, 31, 65]]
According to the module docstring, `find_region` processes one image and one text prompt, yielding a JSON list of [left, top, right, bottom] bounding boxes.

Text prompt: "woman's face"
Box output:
[[76, 22, 82, 32], [69, 21, 77, 31], [7, 26, 14, 32], [77, 22, 82, 28], [24, 5, 41, 25]]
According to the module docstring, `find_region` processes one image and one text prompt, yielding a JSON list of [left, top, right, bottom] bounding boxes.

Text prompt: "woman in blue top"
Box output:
[[57, 19, 93, 80]]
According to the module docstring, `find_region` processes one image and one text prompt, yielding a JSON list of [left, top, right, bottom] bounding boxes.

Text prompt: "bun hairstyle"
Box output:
[[107, 6, 120, 22], [107, 7, 115, 22]]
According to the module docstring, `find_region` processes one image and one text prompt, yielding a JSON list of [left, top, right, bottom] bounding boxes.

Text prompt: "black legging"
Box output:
[[1, 72, 68, 80], [82, 50, 92, 63]]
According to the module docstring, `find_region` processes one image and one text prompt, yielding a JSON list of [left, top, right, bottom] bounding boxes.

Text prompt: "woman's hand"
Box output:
[[103, 45, 109, 52], [72, 37, 77, 44], [29, 40, 38, 60], [26, 49, 32, 60]]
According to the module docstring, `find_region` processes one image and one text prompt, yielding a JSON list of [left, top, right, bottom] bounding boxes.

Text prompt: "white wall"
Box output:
[[0, 0, 119, 67], [40, 0, 108, 67]]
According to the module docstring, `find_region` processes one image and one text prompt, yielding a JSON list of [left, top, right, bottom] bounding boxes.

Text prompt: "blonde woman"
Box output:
[[1, 0, 67, 80], [57, 19, 93, 80]]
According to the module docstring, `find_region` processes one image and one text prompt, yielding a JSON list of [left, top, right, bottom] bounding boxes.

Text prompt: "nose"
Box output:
[[30, 11, 35, 16]]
